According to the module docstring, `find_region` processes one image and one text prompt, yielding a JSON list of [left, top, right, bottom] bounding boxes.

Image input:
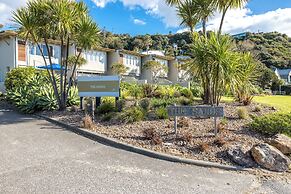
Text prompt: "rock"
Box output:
[[227, 145, 256, 167], [268, 134, 291, 154], [251, 143, 291, 172]]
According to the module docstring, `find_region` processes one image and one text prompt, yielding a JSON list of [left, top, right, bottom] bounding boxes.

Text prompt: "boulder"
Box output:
[[268, 134, 291, 154], [251, 143, 291, 172], [227, 145, 256, 167]]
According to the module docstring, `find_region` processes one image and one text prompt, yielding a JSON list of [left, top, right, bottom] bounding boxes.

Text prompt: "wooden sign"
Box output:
[[168, 106, 224, 118], [167, 105, 224, 136], [77, 76, 120, 97]]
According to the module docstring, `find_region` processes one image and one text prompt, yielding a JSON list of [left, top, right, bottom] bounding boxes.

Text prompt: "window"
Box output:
[[29, 45, 35, 55]]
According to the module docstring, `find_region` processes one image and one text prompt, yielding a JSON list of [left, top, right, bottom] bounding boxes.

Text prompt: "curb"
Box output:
[[36, 114, 251, 172]]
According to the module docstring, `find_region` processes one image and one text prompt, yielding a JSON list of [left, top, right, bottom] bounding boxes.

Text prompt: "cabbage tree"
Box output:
[[13, 0, 101, 110]]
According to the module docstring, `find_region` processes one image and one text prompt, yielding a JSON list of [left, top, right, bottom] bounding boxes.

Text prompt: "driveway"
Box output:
[[0, 109, 290, 194]]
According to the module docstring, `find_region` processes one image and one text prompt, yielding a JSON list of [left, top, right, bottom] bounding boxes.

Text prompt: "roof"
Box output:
[[276, 69, 291, 76], [0, 30, 18, 41], [141, 50, 165, 56], [120, 50, 146, 57], [151, 54, 175, 61]]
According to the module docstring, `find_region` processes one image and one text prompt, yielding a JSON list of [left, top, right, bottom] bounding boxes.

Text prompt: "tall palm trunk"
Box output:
[[63, 37, 71, 108], [202, 18, 207, 37], [218, 5, 230, 35]]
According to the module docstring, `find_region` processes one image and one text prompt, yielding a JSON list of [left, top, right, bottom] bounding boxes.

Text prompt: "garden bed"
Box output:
[[40, 102, 276, 166]]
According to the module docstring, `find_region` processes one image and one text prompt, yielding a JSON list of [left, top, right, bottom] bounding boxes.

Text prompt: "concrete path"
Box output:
[[0, 109, 290, 194]]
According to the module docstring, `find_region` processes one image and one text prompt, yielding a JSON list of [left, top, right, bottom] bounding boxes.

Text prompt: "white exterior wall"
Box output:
[[26, 43, 61, 67], [0, 37, 16, 83], [81, 50, 107, 73], [122, 54, 141, 76]]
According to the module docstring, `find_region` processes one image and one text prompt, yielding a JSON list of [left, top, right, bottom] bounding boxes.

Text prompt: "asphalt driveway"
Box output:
[[0, 109, 290, 194]]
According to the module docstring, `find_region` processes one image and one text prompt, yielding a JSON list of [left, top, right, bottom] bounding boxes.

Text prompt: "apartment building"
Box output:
[[0, 30, 188, 90]]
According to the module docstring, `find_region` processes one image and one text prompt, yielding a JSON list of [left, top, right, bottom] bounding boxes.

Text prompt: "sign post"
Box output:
[[77, 76, 121, 120], [167, 105, 224, 136]]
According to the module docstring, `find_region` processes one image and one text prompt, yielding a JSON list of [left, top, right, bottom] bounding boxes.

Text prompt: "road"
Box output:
[[0, 108, 290, 194]]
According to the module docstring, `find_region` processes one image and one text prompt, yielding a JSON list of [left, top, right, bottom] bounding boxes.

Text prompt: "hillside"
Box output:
[[101, 31, 291, 69]]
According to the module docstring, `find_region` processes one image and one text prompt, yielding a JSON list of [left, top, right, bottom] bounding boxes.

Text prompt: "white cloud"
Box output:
[[133, 18, 146, 25], [91, 0, 179, 27], [91, 0, 116, 8], [0, 0, 27, 25], [177, 8, 291, 36]]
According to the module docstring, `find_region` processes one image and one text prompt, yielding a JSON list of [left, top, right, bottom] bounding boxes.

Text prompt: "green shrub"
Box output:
[[237, 107, 248, 119], [119, 107, 145, 123], [178, 96, 192, 105], [151, 98, 175, 108], [5, 67, 36, 90], [139, 98, 151, 111], [5, 67, 79, 113], [142, 84, 158, 98], [254, 105, 262, 112], [250, 113, 291, 137], [116, 99, 126, 112], [67, 86, 80, 106], [96, 102, 116, 114], [101, 112, 116, 122], [155, 107, 169, 119], [180, 88, 193, 99], [190, 84, 203, 97]]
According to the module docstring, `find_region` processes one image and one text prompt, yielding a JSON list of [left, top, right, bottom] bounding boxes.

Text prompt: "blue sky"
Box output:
[[1, 0, 291, 36], [83, 0, 291, 35]]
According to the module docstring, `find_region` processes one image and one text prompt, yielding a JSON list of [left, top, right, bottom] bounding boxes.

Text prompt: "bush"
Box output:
[[142, 84, 159, 98], [250, 113, 291, 136], [139, 98, 151, 111], [5, 67, 37, 90], [96, 102, 116, 114], [116, 99, 126, 112], [5, 67, 79, 113], [190, 83, 203, 97], [143, 127, 163, 145], [237, 107, 248, 119], [254, 105, 262, 112], [101, 112, 116, 122], [151, 98, 175, 108], [119, 107, 144, 123], [82, 114, 95, 130], [180, 88, 193, 99], [155, 107, 169, 119], [178, 96, 192, 105]]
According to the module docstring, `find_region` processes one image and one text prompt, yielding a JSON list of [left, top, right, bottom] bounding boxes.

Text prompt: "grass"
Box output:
[[194, 95, 291, 113], [253, 95, 291, 113]]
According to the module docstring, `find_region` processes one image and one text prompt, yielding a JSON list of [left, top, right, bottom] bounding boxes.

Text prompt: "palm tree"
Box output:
[[216, 0, 249, 35], [187, 32, 241, 105], [177, 0, 199, 33], [13, 0, 101, 110], [167, 0, 215, 36]]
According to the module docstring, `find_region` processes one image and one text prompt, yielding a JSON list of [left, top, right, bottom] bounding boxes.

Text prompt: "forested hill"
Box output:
[[100, 31, 291, 68]]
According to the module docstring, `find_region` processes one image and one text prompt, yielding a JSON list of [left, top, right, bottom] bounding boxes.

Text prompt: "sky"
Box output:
[[1, 0, 291, 36]]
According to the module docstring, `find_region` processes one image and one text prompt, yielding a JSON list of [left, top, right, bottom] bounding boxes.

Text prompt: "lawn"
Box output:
[[220, 95, 291, 113], [253, 95, 291, 113]]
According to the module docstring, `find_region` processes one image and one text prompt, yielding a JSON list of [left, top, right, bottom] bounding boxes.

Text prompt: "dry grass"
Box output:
[[82, 114, 95, 130], [179, 131, 192, 143], [143, 127, 163, 145], [213, 136, 227, 147], [237, 107, 248, 119], [177, 117, 190, 128], [198, 142, 210, 152]]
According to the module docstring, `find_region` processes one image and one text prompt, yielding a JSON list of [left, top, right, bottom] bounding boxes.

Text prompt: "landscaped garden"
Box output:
[[2, 0, 290, 174]]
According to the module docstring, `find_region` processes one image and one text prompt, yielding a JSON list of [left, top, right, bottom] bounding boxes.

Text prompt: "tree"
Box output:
[[186, 32, 241, 105], [143, 60, 167, 83], [167, 0, 215, 36], [111, 63, 129, 76], [216, 0, 249, 34], [176, 0, 199, 33], [13, 0, 101, 110], [233, 52, 258, 105]]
